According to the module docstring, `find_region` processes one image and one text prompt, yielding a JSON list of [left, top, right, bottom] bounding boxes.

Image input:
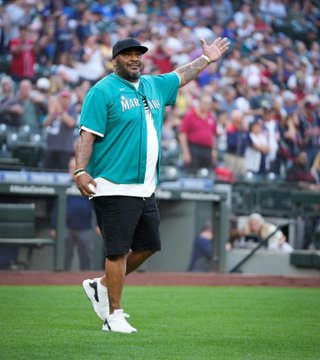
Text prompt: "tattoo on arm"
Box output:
[[176, 56, 208, 87], [75, 132, 95, 168]]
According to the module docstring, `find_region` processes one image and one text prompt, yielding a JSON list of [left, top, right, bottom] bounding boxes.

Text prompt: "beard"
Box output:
[[114, 59, 142, 82]]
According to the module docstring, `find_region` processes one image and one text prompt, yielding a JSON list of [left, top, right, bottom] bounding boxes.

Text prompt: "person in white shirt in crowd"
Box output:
[[245, 119, 269, 176], [76, 34, 105, 83], [243, 213, 293, 253], [228, 213, 293, 253], [260, 100, 280, 172]]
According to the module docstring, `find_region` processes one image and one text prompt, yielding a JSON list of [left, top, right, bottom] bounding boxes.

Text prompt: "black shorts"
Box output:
[[92, 194, 161, 256]]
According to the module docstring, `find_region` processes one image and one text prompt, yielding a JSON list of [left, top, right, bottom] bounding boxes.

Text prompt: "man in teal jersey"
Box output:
[[76, 36, 230, 333]]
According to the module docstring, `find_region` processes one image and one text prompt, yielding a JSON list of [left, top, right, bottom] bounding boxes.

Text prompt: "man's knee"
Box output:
[[132, 249, 155, 259], [106, 253, 127, 262]]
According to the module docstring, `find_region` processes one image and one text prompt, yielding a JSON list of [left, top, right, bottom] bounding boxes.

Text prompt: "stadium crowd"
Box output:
[[0, 0, 319, 187]]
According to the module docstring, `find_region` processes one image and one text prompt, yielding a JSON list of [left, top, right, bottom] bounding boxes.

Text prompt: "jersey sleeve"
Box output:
[[79, 87, 108, 137]]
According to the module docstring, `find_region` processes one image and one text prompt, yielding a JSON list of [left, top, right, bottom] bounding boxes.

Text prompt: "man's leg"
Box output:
[[102, 252, 154, 334], [83, 250, 155, 322], [105, 254, 127, 313], [84, 195, 158, 332], [100, 249, 154, 290]]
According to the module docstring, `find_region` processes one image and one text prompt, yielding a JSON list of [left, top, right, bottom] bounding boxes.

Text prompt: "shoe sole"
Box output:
[[102, 324, 137, 334], [82, 279, 105, 321], [102, 316, 137, 334]]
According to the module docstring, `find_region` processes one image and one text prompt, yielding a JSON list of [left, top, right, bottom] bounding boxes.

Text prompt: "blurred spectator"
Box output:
[[198, 61, 221, 88], [216, 111, 229, 164], [237, 18, 255, 40], [116, 0, 138, 19], [36, 16, 55, 72], [211, 0, 234, 26], [170, 26, 195, 67], [298, 95, 320, 168], [151, 36, 174, 74], [53, 14, 75, 62], [5, 0, 26, 41], [286, 150, 317, 184], [55, 52, 80, 86], [73, 79, 91, 116], [230, 213, 293, 253], [281, 45, 297, 85], [193, 18, 215, 41], [254, 13, 272, 34], [164, 25, 185, 64], [310, 151, 320, 184], [76, 34, 105, 82], [260, 0, 287, 23], [75, 8, 98, 44], [287, 1, 304, 23], [0, 2, 10, 54], [224, 109, 247, 178], [0, 75, 23, 127], [99, 31, 113, 74], [259, 40, 284, 86], [244, 80, 265, 122], [220, 47, 242, 77], [43, 89, 77, 170], [174, 80, 199, 117], [277, 112, 303, 173], [188, 220, 213, 272], [241, 57, 263, 99], [281, 90, 298, 116], [234, 2, 255, 28], [259, 100, 280, 173], [287, 59, 314, 93], [245, 120, 269, 176], [179, 94, 217, 175], [219, 85, 237, 115], [9, 24, 36, 82], [33, 77, 51, 123], [17, 79, 46, 130]]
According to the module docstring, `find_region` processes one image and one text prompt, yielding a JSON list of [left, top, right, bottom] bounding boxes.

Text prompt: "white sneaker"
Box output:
[[102, 309, 137, 334], [82, 278, 109, 321]]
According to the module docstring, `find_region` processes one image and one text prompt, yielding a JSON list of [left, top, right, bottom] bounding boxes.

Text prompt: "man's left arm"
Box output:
[[175, 37, 230, 88]]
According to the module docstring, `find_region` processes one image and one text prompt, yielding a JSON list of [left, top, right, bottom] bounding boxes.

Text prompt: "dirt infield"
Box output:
[[0, 271, 319, 288]]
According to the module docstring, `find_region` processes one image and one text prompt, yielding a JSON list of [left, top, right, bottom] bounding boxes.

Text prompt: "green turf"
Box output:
[[0, 285, 319, 360]]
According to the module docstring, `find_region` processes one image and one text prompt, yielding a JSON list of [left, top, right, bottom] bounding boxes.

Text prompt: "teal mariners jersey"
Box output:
[[79, 72, 180, 184]]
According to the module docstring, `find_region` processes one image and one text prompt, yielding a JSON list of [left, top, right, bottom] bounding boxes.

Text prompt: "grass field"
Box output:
[[0, 285, 319, 360]]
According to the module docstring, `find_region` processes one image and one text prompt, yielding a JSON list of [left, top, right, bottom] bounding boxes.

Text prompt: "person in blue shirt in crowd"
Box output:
[[188, 220, 213, 272]]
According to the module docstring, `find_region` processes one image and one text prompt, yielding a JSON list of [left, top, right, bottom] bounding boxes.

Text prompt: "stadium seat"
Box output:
[[0, 203, 35, 269], [5, 126, 45, 168], [290, 250, 320, 269], [0, 203, 36, 238]]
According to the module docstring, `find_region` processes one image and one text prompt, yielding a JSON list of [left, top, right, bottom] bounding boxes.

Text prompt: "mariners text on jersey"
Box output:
[[121, 96, 161, 112]]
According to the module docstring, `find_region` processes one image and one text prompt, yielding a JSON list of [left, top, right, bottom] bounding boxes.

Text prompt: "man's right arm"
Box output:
[[74, 130, 97, 196], [76, 130, 95, 169]]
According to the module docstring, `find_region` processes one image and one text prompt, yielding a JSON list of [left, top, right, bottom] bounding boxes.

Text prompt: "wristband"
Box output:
[[74, 171, 86, 179], [74, 168, 86, 176], [201, 54, 211, 64]]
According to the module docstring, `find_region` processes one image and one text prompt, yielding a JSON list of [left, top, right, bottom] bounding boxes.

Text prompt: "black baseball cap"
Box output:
[[112, 37, 148, 59]]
